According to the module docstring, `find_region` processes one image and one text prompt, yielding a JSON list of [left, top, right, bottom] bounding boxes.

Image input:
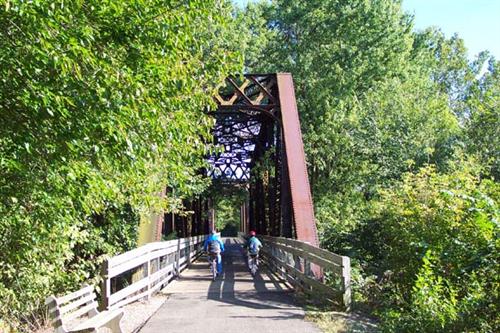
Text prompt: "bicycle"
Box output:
[[248, 251, 259, 276], [208, 252, 218, 281]]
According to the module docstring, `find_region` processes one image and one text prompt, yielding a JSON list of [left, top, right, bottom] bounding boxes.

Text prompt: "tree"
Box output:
[[0, 0, 240, 328], [237, 0, 460, 235], [237, 2, 498, 331], [465, 55, 500, 179]]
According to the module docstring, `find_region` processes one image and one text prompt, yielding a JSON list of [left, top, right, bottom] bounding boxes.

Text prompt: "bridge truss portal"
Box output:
[[209, 74, 318, 246], [160, 74, 318, 246]]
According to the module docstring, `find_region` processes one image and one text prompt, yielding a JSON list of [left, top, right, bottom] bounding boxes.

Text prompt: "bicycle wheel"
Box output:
[[250, 256, 257, 276], [211, 259, 217, 281]]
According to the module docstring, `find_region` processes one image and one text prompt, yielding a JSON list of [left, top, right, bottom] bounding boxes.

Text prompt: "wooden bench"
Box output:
[[45, 284, 124, 333]]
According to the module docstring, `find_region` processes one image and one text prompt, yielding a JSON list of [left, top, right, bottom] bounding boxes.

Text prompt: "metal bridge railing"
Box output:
[[100, 234, 208, 310], [260, 235, 351, 311]]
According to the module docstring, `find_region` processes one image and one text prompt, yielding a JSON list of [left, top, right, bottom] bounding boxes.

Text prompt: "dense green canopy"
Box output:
[[0, 0, 239, 327], [237, 1, 499, 331]]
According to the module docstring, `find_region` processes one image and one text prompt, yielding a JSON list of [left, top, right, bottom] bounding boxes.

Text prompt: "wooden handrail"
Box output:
[[259, 235, 351, 311], [100, 234, 208, 310]]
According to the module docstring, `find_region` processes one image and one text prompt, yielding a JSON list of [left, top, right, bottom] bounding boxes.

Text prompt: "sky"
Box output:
[[403, 0, 500, 59], [234, 0, 500, 59]]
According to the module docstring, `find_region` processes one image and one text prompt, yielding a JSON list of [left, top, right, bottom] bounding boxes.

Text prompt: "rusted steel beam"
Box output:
[[276, 73, 319, 247], [226, 77, 254, 105], [248, 76, 276, 104]]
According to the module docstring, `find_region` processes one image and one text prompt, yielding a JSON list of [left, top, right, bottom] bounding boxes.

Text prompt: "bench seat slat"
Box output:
[[58, 294, 96, 315], [47, 284, 124, 333], [64, 303, 97, 322], [71, 309, 123, 331], [56, 285, 94, 305]]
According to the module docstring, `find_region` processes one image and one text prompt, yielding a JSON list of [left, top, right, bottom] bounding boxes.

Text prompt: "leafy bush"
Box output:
[[381, 251, 458, 332], [318, 161, 498, 331], [211, 186, 248, 235], [372, 162, 499, 332]]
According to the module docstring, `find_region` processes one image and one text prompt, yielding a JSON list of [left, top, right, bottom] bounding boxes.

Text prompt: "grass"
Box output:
[[306, 309, 379, 333], [292, 292, 379, 333]]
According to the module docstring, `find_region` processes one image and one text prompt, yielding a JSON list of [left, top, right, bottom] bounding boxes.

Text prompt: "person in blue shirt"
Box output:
[[246, 230, 262, 254], [203, 230, 225, 275], [246, 230, 263, 270]]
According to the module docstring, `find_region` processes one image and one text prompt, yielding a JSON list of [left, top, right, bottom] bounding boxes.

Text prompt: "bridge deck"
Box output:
[[139, 238, 320, 333]]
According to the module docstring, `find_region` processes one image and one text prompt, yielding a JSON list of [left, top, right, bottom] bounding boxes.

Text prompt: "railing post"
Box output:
[[278, 248, 286, 279], [146, 257, 151, 300], [196, 236, 201, 261], [175, 241, 181, 277], [186, 241, 191, 266], [341, 256, 351, 311], [304, 258, 311, 277], [280, 248, 286, 277], [100, 259, 110, 311]]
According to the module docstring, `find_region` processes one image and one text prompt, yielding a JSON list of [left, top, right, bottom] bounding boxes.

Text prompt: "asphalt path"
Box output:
[[139, 238, 320, 333]]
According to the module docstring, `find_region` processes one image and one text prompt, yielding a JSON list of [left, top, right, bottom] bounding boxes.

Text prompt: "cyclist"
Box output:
[[246, 231, 262, 272], [203, 230, 225, 275]]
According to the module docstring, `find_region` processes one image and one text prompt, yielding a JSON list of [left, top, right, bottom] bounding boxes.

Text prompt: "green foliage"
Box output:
[[465, 56, 500, 179], [411, 29, 474, 117], [373, 163, 498, 332], [381, 251, 458, 333], [374, 163, 498, 285], [239, 0, 460, 206], [239, 1, 498, 331], [214, 197, 240, 236], [0, 0, 240, 329], [210, 185, 247, 235]]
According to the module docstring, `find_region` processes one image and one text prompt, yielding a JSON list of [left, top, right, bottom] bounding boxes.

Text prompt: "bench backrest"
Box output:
[[45, 284, 99, 333]]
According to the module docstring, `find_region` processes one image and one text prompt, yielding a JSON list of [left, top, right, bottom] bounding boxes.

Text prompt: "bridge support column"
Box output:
[[208, 199, 215, 232], [137, 188, 166, 245], [277, 73, 319, 247], [240, 200, 249, 234]]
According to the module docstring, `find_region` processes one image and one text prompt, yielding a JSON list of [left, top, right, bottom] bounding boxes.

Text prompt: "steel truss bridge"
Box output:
[[46, 74, 353, 333], [161, 73, 318, 247]]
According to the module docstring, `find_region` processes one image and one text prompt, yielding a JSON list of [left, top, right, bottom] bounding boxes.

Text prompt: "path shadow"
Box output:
[[206, 239, 300, 311]]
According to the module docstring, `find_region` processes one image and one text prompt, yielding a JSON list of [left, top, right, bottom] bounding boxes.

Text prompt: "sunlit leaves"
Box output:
[[374, 162, 499, 331], [238, 1, 498, 331], [0, 0, 240, 326]]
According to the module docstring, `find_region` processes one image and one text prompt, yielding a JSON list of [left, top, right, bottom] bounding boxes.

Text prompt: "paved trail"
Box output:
[[139, 238, 320, 333]]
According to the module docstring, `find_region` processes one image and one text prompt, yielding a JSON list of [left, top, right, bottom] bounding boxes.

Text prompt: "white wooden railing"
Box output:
[[258, 235, 351, 311], [100, 234, 208, 310]]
